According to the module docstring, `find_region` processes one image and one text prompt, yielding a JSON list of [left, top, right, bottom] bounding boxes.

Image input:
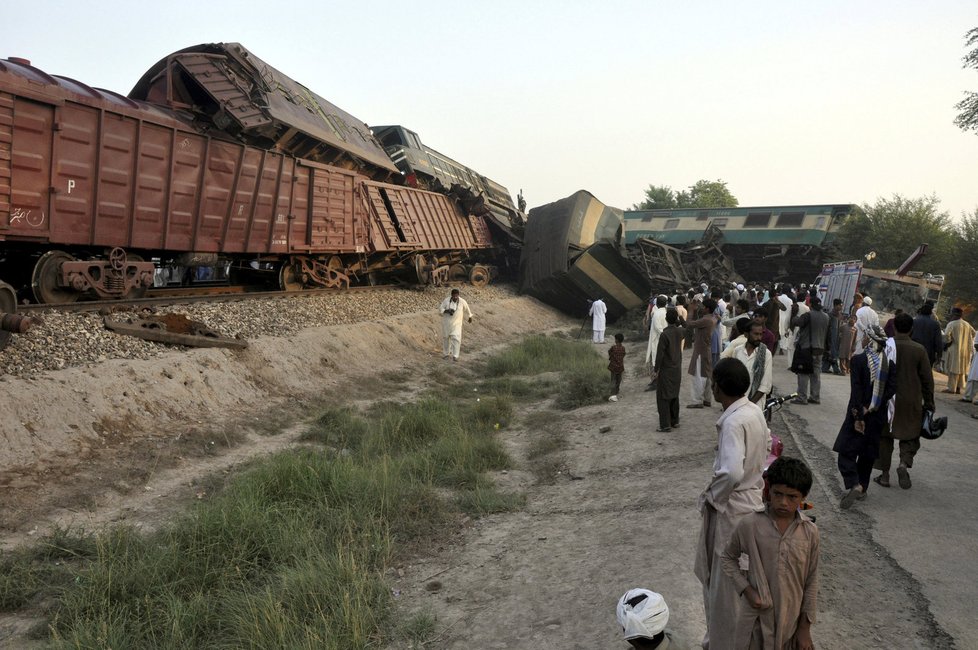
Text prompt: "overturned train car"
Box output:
[[519, 190, 650, 321], [0, 46, 497, 303]]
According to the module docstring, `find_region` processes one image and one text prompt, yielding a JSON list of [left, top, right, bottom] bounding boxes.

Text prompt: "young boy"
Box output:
[[721, 456, 819, 650], [608, 333, 626, 402]]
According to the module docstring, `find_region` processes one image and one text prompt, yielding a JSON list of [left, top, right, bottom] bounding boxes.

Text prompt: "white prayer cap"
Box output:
[[863, 296, 873, 306], [737, 284, 745, 291], [617, 588, 669, 640]]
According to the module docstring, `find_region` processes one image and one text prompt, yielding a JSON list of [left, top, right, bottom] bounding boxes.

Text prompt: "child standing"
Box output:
[[608, 333, 626, 402], [721, 457, 819, 650], [838, 315, 856, 375]]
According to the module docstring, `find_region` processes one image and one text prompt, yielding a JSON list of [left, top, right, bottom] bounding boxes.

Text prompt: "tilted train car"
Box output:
[[371, 125, 525, 237], [520, 190, 650, 321], [0, 52, 495, 303], [623, 204, 855, 282]]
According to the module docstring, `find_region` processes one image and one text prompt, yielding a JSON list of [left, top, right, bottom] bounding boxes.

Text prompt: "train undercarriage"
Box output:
[[0, 245, 498, 305]]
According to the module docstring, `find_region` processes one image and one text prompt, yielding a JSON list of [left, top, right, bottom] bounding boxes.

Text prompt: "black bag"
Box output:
[[789, 316, 814, 374], [789, 347, 814, 374]]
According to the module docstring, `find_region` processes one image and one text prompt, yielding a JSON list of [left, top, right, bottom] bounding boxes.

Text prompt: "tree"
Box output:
[[943, 208, 978, 306], [633, 179, 738, 210], [954, 27, 978, 133], [632, 185, 678, 210], [833, 195, 956, 274], [676, 179, 739, 208]]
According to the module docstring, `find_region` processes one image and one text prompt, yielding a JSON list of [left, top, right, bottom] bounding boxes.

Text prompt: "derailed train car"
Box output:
[[0, 45, 498, 303], [519, 190, 650, 321], [624, 204, 855, 282]]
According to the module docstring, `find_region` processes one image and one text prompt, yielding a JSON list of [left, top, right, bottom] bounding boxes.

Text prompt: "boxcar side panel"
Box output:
[[196, 140, 240, 251], [221, 147, 263, 253], [0, 92, 12, 219], [93, 111, 138, 247], [130, 122, 172, 250], [51, 102, 97, 245], [166, 134, 206, 251], [7, 98, 53, 241], [306, 164, 362, 252]]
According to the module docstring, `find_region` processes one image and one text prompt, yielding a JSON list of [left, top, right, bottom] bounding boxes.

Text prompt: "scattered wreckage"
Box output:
[[103, 311, 248, 349]]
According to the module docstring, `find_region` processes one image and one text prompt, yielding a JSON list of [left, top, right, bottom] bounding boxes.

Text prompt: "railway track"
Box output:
[[12, 283, 415, 314]]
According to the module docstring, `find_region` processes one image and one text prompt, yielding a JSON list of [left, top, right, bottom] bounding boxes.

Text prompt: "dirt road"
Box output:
[[1, 295, 973, 649]]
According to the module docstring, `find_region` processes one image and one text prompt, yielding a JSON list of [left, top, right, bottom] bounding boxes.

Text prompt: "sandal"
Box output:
[[872, 474, 890, 488]]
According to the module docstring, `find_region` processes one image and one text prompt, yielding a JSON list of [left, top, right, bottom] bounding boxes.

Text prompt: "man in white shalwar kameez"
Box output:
[[777, 289, 794, 353], [694, 358, 769, 650], [589, 298, 608, 343], [645, 295, 669, 365], [854, 296, 880, 355], [439, 288, 472, 361]]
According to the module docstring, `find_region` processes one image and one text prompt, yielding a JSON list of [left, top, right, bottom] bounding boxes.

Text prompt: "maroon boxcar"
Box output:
[[0, 56, 495, 303]]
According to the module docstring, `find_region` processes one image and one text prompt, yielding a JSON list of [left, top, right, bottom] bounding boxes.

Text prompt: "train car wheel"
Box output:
[[279, 263, 303, 291], [468, 264, 490, 287], [414, 254, 431, 284], [449, 264, 467, 282], [125, 254, 149, 299], [0, 281, 16, 314], [32, 251, 80, 304]]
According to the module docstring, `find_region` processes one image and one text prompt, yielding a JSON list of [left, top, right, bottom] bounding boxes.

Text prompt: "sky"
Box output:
[[3, 1, 976, 220]]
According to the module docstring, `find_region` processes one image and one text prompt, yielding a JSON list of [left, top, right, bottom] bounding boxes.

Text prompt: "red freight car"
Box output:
[[0, 57, 495, 303]]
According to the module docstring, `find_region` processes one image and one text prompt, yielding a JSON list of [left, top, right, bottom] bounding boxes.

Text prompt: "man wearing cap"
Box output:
[[874, 313, 934, 490], [854, 296, 879, 355], [942, 307, 976, 394], [439, 288, 473, 362], [616, 588, 684, 648]]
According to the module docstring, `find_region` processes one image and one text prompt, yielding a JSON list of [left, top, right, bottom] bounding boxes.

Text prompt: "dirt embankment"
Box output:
[[0, 295, 575, 547]]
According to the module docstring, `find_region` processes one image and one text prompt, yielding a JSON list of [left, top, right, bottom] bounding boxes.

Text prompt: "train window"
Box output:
[[664, 219, 680, 230], [696, 211, 709, 221], [641, 216, 653, 222], [744, 212, 771, 227], [815, 216, 827, 228], [379, 129, 406, 148], [712, 218, 728, 228], [776, 212, 804, 227], [407, 131, 423, 149]]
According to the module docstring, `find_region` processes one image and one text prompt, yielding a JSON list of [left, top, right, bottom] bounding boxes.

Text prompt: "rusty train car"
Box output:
[[0, 45, 498, 303]]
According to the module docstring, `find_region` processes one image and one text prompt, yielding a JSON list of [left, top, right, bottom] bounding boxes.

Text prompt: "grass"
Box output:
[[1, 333, 604, 648], [481, 334, 608, 409]]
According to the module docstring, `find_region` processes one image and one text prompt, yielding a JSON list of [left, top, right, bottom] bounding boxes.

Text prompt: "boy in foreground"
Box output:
[[721, 457, 819, 649]]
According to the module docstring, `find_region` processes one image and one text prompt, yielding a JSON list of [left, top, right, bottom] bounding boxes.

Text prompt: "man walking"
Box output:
[[911, 302, 944, 367], [653, 309, 684, 431], [686, 298, 719, 408], [589, 297, 608, 344], [694, 358, 769, 650], [439, 288, 473, 362], [942, 308, 976, 394], [962, 325, 978, 404], [854, 296, 879, 355], [874, 314, 934, 489], [791, 297, 830, 405]]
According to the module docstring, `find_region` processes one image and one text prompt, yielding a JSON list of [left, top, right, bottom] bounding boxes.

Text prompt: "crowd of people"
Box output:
[[432, 284, 973, 648], [592, 280, 972, 649]]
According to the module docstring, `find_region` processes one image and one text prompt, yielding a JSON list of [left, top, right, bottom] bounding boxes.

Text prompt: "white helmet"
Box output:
[[617, 588, 669, 640]]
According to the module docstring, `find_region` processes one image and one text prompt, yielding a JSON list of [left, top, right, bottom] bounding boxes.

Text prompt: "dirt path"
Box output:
[[1, 298, 969, 649]]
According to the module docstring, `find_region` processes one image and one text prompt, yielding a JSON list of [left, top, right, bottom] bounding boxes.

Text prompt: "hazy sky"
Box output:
[[3, 1, 976, 219]]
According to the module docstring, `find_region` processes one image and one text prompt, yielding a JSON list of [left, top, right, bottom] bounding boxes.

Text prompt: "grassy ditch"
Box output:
[[0, 334, 604, 648]]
